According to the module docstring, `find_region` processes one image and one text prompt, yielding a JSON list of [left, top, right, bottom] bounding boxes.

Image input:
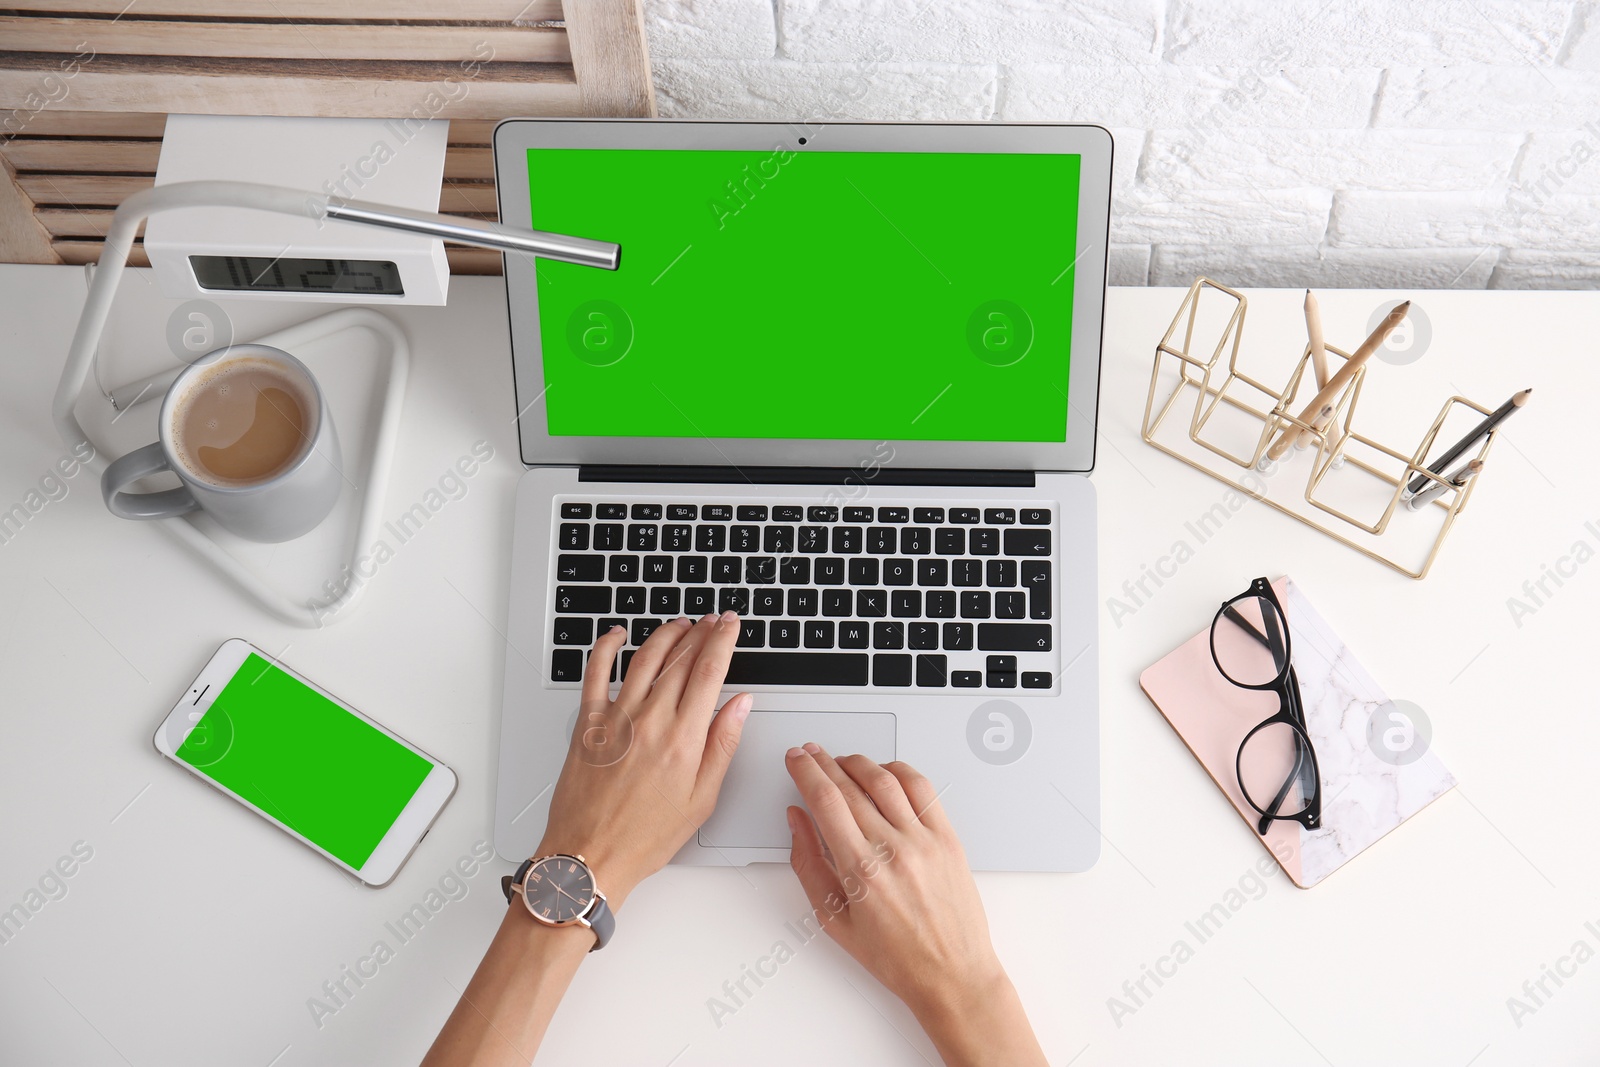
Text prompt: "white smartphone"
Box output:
[[153, 638, 457, 887]]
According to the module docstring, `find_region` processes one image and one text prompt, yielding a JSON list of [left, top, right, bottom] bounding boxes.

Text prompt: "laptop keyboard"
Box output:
[[546, 500, 1058, 690]]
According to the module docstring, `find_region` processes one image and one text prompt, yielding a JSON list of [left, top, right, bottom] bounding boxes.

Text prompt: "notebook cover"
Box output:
[[1138, 577, 1455, 888]]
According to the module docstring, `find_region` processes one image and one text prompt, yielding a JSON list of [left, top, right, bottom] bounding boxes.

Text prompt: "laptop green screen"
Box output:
[[526, 147, 1080, 443]]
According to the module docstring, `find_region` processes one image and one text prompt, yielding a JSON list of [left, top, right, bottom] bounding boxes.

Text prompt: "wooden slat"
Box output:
[[445, 146, 493, 181], [447, 119, 497, 145], [4, 110, 166, 138], [33, 207, 113, 236], [1, 153, 59, 261], [0, 53, 574, 86], [53, 238, 146, 267], [17, 111, 493, 144], [2, 139, 160, 173], [18, 173, 147, 205], [22, 172, 498, 214], [4, 140, 496, 180], [0, 59, 581, 119], [437, 181, 498, 214], [0, 17, 570, 65], [563, 0, 654, 117], [10, 1, 563, 19], [444, 246, 503, 275]]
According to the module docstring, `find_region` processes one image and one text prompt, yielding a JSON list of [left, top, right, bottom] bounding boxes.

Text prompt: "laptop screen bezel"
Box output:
[[493, 119, 1110, 474]]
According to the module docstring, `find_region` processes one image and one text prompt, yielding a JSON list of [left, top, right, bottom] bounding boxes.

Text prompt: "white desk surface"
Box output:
[[2, 265, 1596, 1066]]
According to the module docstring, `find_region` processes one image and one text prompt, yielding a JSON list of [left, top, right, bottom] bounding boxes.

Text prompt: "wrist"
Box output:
[[902, 955, 1011, 1024], [902, 959, 1048, 1067], [502, 893, 597, 947]]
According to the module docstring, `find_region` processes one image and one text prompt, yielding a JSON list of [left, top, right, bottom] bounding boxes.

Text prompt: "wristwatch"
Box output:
[[501, 853, 614, 951]]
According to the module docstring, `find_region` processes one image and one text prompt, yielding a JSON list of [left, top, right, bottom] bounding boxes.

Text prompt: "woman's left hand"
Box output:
[[537, 611, 752, 905]]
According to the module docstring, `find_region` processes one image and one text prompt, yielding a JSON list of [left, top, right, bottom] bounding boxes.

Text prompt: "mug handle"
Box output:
[[101, 442, 200, 520]]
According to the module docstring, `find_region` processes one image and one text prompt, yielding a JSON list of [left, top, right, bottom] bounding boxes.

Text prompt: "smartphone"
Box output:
[[153, 639, 457, 886]]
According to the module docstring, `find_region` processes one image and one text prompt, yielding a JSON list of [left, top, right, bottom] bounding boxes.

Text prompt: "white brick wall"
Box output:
[[642, 0, 1600, 289]]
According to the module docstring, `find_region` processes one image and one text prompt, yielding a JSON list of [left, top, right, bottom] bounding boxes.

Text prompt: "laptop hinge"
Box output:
[[578, 465, 1035, 488]]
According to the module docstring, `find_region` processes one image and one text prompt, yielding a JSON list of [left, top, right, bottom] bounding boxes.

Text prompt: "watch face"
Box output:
[[523, 856, 595, 924]]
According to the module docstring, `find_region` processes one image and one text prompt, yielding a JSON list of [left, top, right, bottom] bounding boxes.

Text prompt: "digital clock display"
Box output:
[[190, 255, 405, 295]]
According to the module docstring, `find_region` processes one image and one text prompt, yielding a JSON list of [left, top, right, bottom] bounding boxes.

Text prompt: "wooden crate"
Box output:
[[0, 0, 654, 273]]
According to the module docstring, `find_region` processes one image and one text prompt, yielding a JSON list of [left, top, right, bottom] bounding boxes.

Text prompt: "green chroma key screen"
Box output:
[[528, 147, 1080, 442], [176, 654, 432, 869]]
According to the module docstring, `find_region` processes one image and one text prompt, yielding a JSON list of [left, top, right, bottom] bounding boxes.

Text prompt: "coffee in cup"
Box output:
[[101, 344, 342, 543], [171, 358, 314, 487]]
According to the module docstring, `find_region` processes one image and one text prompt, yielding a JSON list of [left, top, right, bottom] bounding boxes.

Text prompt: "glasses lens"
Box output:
[[1238, 721, 1316, 819], [1211, 594, 1289, 687]]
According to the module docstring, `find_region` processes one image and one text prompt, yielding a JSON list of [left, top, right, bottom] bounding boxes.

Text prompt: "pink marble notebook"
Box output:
[[1139, 577, 1455, 888]]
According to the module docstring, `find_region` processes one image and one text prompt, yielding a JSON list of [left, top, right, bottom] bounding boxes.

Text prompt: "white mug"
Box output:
[[101, 344, 342, 543]]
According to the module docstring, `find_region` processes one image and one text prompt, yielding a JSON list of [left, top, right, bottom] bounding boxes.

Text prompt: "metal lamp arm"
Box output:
[[325, 196, 620, 270]]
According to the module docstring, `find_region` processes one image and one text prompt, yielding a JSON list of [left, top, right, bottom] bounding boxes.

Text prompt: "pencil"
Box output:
[[1305, 289, 1329, 390], [1403, 388, 1531, 496], [1292, 287, 1331, 447], [1269, 300, 1409, 461]]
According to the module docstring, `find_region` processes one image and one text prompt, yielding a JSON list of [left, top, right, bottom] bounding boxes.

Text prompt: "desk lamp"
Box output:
[[52, 180, 619, 625]]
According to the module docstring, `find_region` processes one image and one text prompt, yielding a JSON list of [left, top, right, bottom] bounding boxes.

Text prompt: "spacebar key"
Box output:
[[725, 652, 869, 686], [977, 623, 1053, 651]]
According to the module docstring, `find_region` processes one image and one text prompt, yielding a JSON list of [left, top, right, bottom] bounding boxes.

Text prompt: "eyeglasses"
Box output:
[[1208, 577, 1322, 835]]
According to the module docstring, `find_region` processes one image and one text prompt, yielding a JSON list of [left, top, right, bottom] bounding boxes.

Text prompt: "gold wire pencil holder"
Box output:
[[1141, 278, 1500, 580]]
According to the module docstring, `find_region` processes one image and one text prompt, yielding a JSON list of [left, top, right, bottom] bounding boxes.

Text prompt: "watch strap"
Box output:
[[585, 896, 614, 952], [500, 857, 534, 903]]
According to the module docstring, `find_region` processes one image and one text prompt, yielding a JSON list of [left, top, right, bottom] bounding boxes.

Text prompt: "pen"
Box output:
[[1406, 458, 1483, 510], [1403, 388, 1531, 497], [1270, 301, 1409, 460]]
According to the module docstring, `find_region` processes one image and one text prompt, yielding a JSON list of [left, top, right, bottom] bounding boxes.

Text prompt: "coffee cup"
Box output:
[[101, 344, 342, 543]]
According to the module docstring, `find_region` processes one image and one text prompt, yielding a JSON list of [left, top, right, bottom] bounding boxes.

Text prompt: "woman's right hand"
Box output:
[[784, 744, 1047, 1067]]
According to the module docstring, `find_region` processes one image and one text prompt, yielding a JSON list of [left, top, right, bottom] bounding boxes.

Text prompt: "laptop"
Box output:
[[490, 120, 1110, 872]]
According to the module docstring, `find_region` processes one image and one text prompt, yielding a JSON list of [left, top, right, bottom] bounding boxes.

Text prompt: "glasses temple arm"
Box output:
[[1255, 668, 1316, 835], [1256, 731, 1315, 836], [1222, 601, 1290, 666], [1223, 605, 1269, 648]]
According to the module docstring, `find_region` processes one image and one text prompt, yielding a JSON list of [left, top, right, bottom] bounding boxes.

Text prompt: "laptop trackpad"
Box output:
[[699, 711, 897, 850]]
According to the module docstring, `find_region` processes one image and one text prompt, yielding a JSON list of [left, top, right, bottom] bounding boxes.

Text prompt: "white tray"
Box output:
[[88, 308, 409, 627]]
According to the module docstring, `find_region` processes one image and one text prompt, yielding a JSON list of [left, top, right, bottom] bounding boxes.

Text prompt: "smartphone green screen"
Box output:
[[527, 147, 1080, 443], [175, 654, 432, 869]]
